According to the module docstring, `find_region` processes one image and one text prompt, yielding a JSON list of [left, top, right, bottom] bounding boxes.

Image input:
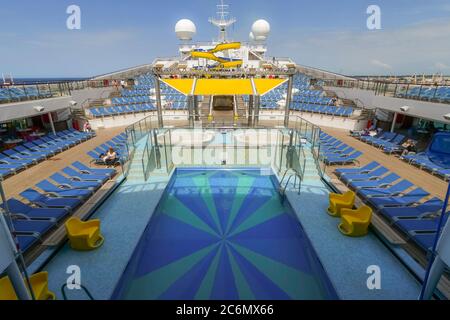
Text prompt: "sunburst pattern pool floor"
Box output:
[[112, 168, 337, 300]]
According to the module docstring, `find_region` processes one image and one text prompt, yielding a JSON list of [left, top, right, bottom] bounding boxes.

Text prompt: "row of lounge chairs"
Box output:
[[1, 161, 116, 253], [89, 104, 157, 118], [0, 129, 95, 181], [87, 132, 129, 166], [356, 131, 408, 154], [291, 103, 354, 117], [319, 133, 363, 165], [355, 130, 450, 181], [401, 153, 450, 181], [335, 161, 448, 252]]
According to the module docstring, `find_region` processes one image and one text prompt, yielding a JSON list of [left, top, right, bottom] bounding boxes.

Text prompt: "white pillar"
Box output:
[[48, 112, 56, 135], [390, 112, 398, 133]]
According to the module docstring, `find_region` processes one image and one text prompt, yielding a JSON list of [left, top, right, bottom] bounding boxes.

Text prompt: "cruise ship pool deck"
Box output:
[[39, 132, 423, 300]]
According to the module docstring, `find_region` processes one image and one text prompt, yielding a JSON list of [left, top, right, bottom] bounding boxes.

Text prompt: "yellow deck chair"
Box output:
[[0, 272, 56, 300], [338, 206, 373, 237], [65, 217, 104, 251], [327, 191, 355, 217]]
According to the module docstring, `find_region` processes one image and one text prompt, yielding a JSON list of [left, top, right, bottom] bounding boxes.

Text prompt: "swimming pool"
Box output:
[[112, 168, 338, 300]]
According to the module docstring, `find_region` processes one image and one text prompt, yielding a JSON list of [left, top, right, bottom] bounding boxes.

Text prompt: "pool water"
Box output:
[[112, 168, 338, 300]]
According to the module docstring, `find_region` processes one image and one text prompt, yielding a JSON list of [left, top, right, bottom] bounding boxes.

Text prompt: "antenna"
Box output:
[[209, 0, 236, 43]]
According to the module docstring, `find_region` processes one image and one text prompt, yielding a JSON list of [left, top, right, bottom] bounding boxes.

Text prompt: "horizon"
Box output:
[[1, 0, 450, 78]]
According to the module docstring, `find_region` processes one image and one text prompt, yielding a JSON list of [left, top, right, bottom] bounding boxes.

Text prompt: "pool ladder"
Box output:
[[279, 168, 303, 197]]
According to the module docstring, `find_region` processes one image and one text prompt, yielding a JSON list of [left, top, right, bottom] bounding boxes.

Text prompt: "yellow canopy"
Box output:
[[160, 78, 287, 96]]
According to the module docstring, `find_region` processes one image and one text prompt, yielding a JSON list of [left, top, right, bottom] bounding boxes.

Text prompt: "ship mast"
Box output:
[[208, 0, 236, 43]]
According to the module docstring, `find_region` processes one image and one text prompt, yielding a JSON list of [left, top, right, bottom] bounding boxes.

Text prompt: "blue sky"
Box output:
[[0, 0, 449, 77]]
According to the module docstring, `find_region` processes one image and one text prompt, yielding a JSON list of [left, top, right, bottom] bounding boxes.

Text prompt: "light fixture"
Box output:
[[443, 113, 450, 121], [33, 106, 45, 112], [400, 106, 410, 112], [69, 100, 77, 106]]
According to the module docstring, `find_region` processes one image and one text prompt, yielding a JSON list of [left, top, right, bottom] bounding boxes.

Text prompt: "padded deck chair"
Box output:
[[367, 188, 429, 208], [324, 151, 363, 165], [3, 198, 69, 222], [14, 145, 51, 158], [394, 213, 449, 234], [335, 161, 380, 176], [0, 154, 34, 168], [3, 149, 44, 163], [410, 234, 437, 252], [348, 173, 401, 190], [378, 197, 444, 220], [71, 161, 116, 178], [50, 173, 101, 190], [357, 180, 414, 198], [32, 140, 64, 153], [20, 189, 82, 210], [0, 168, 13, 180], [12, 219, 55, 238], [62, 167, 109, 183], [36, 180, 93, 199], [340, 167, 389, 183]]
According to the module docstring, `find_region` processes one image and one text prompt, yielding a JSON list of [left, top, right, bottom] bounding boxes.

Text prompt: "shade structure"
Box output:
[[160, 78, 287, 96]]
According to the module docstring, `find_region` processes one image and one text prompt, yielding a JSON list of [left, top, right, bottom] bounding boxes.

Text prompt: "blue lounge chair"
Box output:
[[62, 167, 109, 183], [410, 234, 437, 252], [3, 149, 44, 163], [0, 154, 34, 168], [50, 173, 101, 190], [36, 180, 93, 199], [20, 189, 82, 210], [367, 188, 429, 208], [3, 198, 69, 222], [357, 180, 414, 198], [11, 220, 55, 251], [335, 161, 380, 176], [71, 161, 116, 178], [32, 140, 64, 153], [14, 145, 51, 158], [394, 213, 449, 234], [348, 173, 401, 190], [324, 151, 363, 165], [0, 168, 13, 180], [341, 167, 389, 183], [379, 198, 444, 220]]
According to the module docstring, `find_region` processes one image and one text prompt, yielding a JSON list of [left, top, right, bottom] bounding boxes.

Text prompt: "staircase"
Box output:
[[199, 96, 211, 117], [235, 96, 247, 119], [124, 139, 147, 182], [302, 146, 323, 181]]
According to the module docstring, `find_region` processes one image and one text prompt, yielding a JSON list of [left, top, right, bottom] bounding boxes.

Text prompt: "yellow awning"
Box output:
[[195, 79, 254, 95], [160, 78, 288, 96], [161, 79, 195, 95], [254, 79, 287, 96]]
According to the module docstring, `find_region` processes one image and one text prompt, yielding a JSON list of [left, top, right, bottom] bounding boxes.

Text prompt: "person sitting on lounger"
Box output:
[[401, 139, 416, 156], [102, 148, 117, 167]]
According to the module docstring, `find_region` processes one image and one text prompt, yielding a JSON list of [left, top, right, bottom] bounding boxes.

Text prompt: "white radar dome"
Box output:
[[175, 19, 197, 41], [251, 20, 271, 41], [249, 32, 255, 41]]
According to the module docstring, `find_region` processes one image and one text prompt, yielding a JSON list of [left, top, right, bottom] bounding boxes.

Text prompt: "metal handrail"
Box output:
[[279, 168, 302, 196]]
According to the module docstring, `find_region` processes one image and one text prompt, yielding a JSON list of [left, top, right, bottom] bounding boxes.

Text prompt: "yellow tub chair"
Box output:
[[0, 272, 56, 300], [338, 206, 373, 237], [65, 217, 104, 251], [327, 191, 355, 217]]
